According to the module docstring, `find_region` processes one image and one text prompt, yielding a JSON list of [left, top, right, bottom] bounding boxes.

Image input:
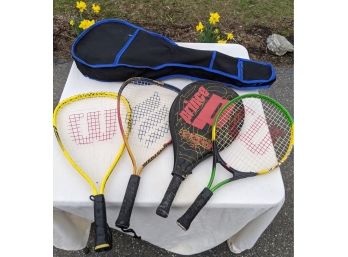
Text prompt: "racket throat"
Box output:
[[231, 171, 257, 181]]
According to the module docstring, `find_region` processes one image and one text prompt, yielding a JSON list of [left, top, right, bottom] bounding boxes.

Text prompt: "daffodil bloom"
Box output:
[[214, 28, 219, 34], [76, 1, 87, 13], [92, 3, 101, 14], [226, 33, 234, 40], [79, 19, 95, 30], [209, 12, 220, 25], [218, 39, 227, 44], [196, 21, 204, 32], [69, 19, 75, 26]]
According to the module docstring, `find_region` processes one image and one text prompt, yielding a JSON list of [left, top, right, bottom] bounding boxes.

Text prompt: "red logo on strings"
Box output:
[[68, 109, 117, 144], [238, 114, 284, 155]]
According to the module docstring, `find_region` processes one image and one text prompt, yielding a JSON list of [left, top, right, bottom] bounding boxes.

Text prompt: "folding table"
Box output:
[[53, 43, 284, 255]]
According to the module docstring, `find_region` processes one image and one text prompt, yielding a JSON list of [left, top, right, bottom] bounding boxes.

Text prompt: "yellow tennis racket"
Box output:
[[53, 92, 130, 252]]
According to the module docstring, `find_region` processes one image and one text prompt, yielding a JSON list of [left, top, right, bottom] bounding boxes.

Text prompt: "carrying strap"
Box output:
[[121, 227, 141, 239]]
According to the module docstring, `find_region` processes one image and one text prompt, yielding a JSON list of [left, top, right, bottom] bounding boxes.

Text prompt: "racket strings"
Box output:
[[131, 78, 154, 86], [140, 105, 170, 147], [127, 92, 160, 129], [119, 81, 178, 173], [56, 96, 128, 186], [68, 113, 86, 144], [262, 102, 291, 161], [65, 107, 123, 146], [216, 101, 245, 150], [216, 97, 292, 172]]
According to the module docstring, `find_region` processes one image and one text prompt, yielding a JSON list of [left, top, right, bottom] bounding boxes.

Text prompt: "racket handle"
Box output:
[[177, 187, 213, 231], [116, 174, 140, 229], [156, 175, 183, 218], [92, 194, 112, 252]]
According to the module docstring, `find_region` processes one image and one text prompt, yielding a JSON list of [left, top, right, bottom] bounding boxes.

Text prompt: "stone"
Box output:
[[267, 34, 294, 56]]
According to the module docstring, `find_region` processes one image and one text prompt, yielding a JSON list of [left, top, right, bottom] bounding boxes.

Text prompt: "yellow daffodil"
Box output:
[[92, 3, 101, 14], [79, 19, 95, 30], [69, 19, 75, 26], [226, 33, 234, 40], [218, 39, 227, 44], [196, 21, 204, 32], [209, 12, 220, 25], [214, 28, 219, 34], [76, 1, 87, 13]]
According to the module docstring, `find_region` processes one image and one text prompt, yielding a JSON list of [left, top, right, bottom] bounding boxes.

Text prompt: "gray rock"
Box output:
[[267, 34, 294, 56]]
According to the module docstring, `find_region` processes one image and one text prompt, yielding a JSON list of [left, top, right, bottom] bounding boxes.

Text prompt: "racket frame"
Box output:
[[156, 82, 240, 218], [209, 93, 294, 192], [115, 77, 180, 230], [116, 77, 180, 176], [177, 94, 294, 231], [53, 92, 130, 195], [53, 92, 131, 251]]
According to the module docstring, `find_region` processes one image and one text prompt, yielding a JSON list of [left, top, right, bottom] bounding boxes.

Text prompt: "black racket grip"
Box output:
[[116, 174, 140, 229], [156, 175, 184, 218], [177, 187, 213, 231], [93, 194, 112, 252]]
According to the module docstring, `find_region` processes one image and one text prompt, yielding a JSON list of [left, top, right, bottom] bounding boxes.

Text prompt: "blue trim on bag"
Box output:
[[237, 59, 243, 80], [157, 74, 271, 90], [209, 51, 217, 69], [79, 72, 271, 90], [114, 29, 140, 64], [71, 19, 276, 85]]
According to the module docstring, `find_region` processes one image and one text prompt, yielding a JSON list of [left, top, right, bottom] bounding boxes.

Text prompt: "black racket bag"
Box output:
[[72, 19, 276, 89]]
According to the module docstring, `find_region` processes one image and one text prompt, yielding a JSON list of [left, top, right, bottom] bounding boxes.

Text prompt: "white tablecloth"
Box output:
[[53, 43, 284, 255]]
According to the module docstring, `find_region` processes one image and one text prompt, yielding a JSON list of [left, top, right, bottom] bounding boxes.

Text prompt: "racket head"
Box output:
[[117, 77, 180, 175], [53, 92, 130, 195], [169, 80, 240, 178], [213, 94, 294, 175]]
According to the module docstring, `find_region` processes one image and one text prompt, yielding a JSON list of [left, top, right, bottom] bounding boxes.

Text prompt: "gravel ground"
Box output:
[[53, 59, 293, 257]]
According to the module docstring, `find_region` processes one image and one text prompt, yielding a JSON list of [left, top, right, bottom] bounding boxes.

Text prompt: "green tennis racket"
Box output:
[[177, 94, 294, 231]]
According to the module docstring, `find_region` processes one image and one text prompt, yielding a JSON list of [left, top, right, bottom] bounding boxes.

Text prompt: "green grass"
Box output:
[[54, 0, 293, 36]]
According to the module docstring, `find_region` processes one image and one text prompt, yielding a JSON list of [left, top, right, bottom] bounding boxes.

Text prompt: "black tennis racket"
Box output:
[[156, 80, 240, 218]]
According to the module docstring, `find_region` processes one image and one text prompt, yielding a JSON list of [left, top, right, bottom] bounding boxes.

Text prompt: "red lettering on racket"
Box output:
[[179, 86, 209, 125], [191, 94, 228, 129], [179, 85, 229, 130]]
